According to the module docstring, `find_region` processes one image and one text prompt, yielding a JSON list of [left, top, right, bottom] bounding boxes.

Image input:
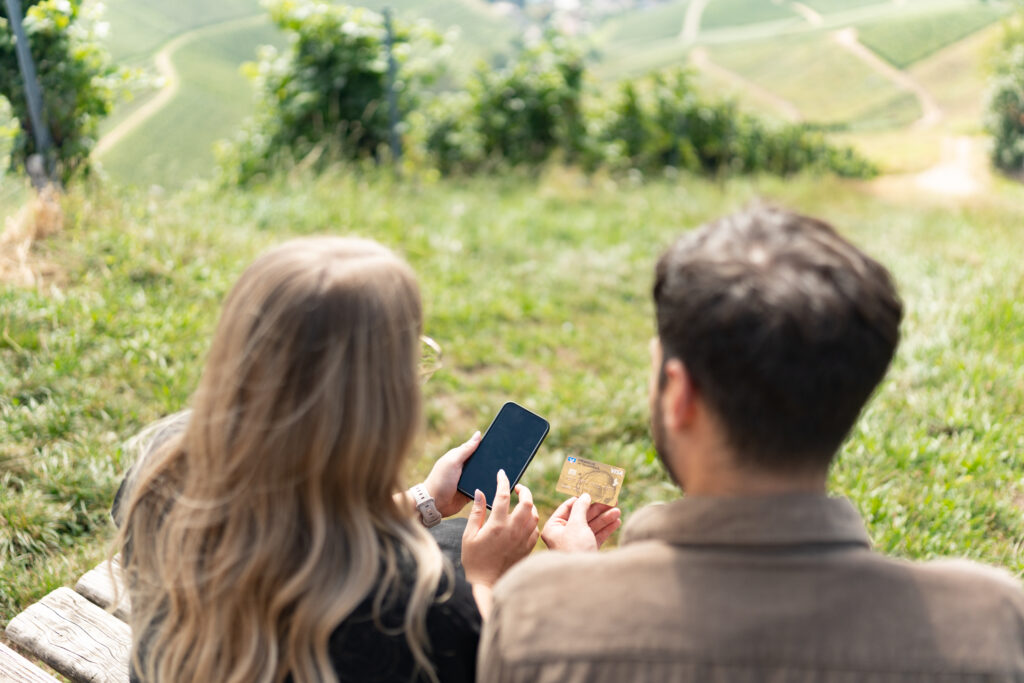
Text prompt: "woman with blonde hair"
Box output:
[[113, 236, 540, 683]]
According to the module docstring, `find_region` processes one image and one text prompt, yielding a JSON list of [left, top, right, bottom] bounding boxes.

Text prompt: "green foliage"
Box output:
[[424, 36, 585, 172], [221, 0, 440, 185], [591, 69, 877, 178], [225, 7, 871, 181], [986, 43, 1024, 174], [858, 6, 1005, 69], [0, 0, 127, 183]]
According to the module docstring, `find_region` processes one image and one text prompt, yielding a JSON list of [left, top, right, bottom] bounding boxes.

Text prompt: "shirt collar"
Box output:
[[621, 493, 872, 549]]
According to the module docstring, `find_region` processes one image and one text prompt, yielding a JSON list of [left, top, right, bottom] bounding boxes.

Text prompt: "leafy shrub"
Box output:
[[594, 69, 876, 179], [0, 0, 126, 183], [987, 36, 1024, 175], [222, 0, 440, 184], [423, 36, 585, 172], [227, 7, 872, 181]]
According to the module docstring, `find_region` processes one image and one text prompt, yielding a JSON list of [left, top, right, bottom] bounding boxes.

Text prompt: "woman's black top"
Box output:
[[310, 559, 480, 683], [113, 434, 481, 683]]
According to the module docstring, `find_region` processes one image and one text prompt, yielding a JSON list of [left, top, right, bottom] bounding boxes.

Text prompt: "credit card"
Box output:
[[555, 455, 625, 506]]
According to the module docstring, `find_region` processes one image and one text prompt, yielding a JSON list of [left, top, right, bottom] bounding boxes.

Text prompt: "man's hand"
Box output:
[[423, 431, 481, 517], [462, 470, 540, 588], [541, 494, 622, 552]]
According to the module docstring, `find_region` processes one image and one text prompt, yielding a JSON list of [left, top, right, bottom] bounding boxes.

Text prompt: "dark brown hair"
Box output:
[[653, 204, 903, 471]]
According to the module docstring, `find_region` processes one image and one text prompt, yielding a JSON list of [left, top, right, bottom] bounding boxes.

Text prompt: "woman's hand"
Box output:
[[461, 470, 540, 589], [541, 494, 622, 552], [423, 431, 481, 517]]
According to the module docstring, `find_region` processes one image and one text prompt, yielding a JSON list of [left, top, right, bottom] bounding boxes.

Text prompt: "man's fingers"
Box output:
[[464, 489, 487, 538], [491, 469, 511, 521], [569, 492, 592, 524], [594, 517, 623, 547], [587, 502, 614, 523], [588, 507, 621, 531]]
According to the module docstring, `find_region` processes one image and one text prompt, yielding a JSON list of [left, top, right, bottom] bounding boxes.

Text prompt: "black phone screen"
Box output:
[[457, 402, 550, 508]]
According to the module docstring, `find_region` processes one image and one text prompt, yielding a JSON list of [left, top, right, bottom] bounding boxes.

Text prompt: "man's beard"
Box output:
[[651, 392, 682, 488]]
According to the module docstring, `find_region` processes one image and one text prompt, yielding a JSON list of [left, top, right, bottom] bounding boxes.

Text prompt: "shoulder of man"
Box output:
[[907, 555, 1024, 610]]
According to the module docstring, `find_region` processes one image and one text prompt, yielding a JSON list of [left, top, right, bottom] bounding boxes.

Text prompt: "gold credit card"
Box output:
[[555, 456, 625, 506]]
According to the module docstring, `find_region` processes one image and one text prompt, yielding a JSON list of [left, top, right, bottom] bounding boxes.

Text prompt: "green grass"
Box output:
[[708, 33, 921, 129], [858, 4, 1006, 68], [3, 171, 1024, 626], [102, 0, 264, 63], [99, 19, 284, 189], [599, 0, 690, 46], [800, 0, 884, 15], [700, 0, 800, 30]]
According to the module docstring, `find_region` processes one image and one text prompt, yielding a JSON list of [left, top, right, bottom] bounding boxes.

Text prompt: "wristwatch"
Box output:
[[410, 484, 443, 528]]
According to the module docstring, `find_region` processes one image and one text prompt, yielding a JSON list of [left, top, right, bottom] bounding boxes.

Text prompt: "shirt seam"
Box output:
[[500, 652, 1024, 676]]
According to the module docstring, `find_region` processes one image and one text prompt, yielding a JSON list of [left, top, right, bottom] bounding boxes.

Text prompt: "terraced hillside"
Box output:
[[94, 0, 515, 188], [81, 0, 1012, 185]]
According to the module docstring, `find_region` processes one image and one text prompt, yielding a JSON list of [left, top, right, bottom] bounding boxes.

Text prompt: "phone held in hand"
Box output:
[[457, 402, 550, 509]]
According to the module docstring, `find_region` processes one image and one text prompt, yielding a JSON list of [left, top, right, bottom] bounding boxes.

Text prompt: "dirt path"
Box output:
[[914, 135, 989, 196], [681, 0, 711, 44], [93, 15, 266, 159], [831, 27, 942, 130], [790, 2, 823, 26], [689, 47, 803, 122]]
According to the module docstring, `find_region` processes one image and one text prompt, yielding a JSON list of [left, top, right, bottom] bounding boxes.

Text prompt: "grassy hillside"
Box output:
[[3, 171, 1024, 626], [99, 18, 284, 189], [103, 0, 264, 63], [598, 0, 689, 46], [858, 4, 1006, 68], [708, 33, 922, 129], [700, 0, 798, 29]]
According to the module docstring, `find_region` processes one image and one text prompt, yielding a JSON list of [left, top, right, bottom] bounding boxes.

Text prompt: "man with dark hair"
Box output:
[[478, 205, 1024, 682]]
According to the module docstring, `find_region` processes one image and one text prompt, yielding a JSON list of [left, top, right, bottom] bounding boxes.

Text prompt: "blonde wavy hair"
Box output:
[[114, 237, 446, 683]]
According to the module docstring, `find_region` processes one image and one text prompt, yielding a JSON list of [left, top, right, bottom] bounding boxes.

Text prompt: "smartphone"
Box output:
[[457, 402, 550, 509]]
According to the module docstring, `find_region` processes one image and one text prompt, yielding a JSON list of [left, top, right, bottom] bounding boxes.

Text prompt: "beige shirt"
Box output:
[[479, 495, 1024, 683]]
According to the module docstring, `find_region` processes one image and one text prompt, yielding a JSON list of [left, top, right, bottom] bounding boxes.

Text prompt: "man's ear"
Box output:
[[661, 358, 698, 432]]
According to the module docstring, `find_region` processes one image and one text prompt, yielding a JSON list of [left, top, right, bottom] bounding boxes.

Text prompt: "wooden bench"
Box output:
[[4, 557, 130, 682]]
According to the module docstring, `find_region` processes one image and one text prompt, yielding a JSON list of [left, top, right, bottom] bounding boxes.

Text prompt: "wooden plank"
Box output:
[[0, 642, 59, 682], [75, 557, 130, 621], [5, 587, 130, 683]]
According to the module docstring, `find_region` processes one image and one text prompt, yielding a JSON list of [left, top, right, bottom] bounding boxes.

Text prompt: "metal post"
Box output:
[[383, 8, 402, 166], [4, 0, 54, 185]]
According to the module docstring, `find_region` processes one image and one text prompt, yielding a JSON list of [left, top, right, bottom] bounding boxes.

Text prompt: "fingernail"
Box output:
[[580, 493, 591, 503], [498, 469, 507, 481], [473, 431, 481, 439], [475, 489, 484, 502]]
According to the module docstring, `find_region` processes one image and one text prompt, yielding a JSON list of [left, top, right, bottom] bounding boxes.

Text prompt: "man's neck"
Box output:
[[679, 462, 828, 497]]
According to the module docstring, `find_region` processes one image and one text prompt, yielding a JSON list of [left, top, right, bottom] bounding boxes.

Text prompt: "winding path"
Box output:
[[93, 14, 266, 159], [681, 0, 711, 44], [831, 27, 942, 130]]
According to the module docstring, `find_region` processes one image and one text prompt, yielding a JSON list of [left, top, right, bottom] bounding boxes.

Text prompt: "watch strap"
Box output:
[[410, 484, 443, 528]]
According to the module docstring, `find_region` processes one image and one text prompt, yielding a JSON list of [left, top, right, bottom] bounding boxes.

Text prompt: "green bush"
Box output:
[[423, 36, 585, 173], [226, 6, 873, 181], [593, 69, 876, 179], [0, 0, 125, 183], [987, 25, 1024, 175], [221, 0, 440, 184]]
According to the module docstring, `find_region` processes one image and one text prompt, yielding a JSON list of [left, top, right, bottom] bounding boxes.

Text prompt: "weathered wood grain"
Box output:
[[5, 587, 130, 683], [75, 557, 130, 621], [0, 642, 59, 682]]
